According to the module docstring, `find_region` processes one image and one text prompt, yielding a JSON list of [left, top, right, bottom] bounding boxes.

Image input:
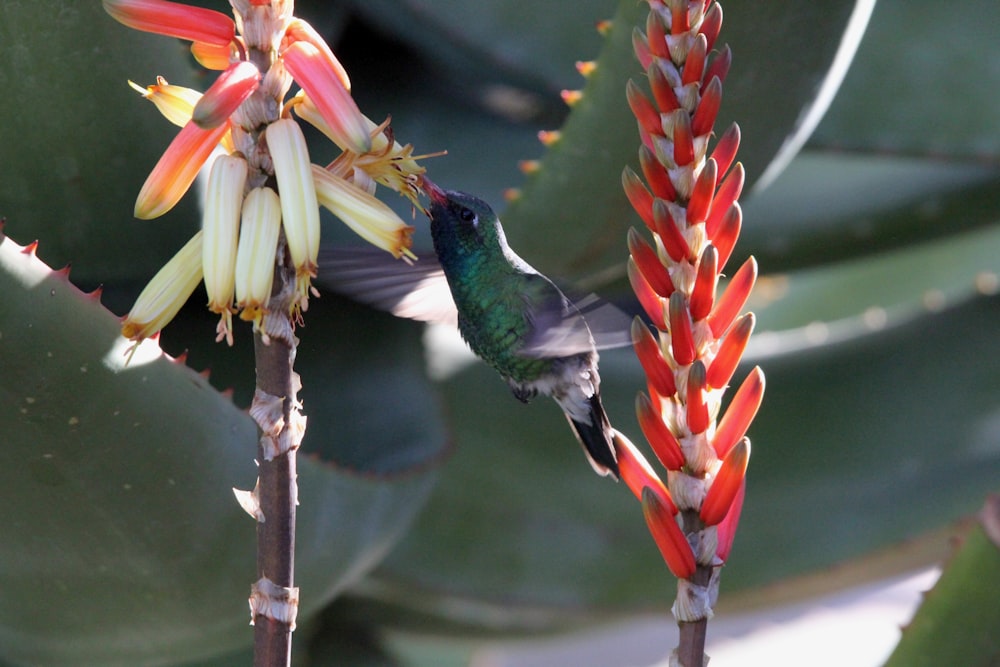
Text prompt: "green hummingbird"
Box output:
[[318, 178, 627, 479]]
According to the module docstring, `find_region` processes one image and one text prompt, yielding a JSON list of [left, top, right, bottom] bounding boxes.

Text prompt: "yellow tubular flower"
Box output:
[[235, 186, 282, 328], [293, 96, 405, 166], [122, 230, 205, 341], [311, 165, 414, 259], [202, 155, 249, 345], [265, 119, 320, 286], [129, 76, 202, 127], [292, 95, 424, 204]]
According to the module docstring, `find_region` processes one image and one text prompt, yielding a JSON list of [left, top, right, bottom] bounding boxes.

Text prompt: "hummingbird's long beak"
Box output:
[[420, 175, 448, 206]]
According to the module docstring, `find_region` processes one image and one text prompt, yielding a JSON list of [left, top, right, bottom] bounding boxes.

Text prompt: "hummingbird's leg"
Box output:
[[508, 382, 537, 404]]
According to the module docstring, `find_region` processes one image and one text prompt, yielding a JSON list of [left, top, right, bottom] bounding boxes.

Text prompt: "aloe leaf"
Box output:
[[746, 215, 1000, 342], [346, 0, 611, 94], [0, 231, 443, 666], [812, 0, 1000, 157], [884, 501, 1000, 667], [742, 153, 1000, 273]]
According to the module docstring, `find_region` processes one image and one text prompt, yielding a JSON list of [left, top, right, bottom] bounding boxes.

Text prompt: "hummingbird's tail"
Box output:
[[565, 392, 620, 480]]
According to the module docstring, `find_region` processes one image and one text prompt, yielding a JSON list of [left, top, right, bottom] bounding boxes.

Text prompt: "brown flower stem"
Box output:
[[676, 567, 712, 667], [251, 253, 301, 667], [673, 509, 713, 666]]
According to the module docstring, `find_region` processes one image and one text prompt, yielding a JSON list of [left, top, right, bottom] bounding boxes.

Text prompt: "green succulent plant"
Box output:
[[1, 0, 998, 665]]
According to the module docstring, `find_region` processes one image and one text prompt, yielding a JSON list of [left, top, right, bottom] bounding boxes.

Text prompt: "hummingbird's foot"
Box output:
[[509, 383, 538, 404]]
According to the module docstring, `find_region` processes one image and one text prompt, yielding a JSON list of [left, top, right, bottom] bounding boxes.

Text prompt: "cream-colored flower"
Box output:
[[202, 155, 249, 345], [121, 231, 204, 343], [235, 186, 282, 329], [312, 165, 414, 260], [265, 118, 321, 304]]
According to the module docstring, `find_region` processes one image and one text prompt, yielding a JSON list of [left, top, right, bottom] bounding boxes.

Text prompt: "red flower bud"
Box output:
[[623, 167, 657, 231], [628, 228, 675, 297], [643, 487, 696, 578], [669, 292, 696, 366], [713, 367, 764, 457], [686, 360, 710, 435], [705, 44, 732, 87], [639, 145, 677, 201], [636, 392, 685, 470], [700, 438, 750, 526], [711, 203, 742, 270], [633, 318, 677, 397], [692, 76, 722, 138], [628, 259, 666, 325], [705, 162, 744, 237], [689, 245, 719, 322], [681, 34, 707, 86], [699, 3, 723, 52], [706, 313, 754, 389], [649, 64, 681, 113], [708, 256, 756, 338], [673, 113, 695, 167], [687, 158, 717, 225], [653, 200, 692, 263]]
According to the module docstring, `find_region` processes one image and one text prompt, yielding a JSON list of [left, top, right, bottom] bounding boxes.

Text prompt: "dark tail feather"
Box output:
[[566, 393, 620, 480]]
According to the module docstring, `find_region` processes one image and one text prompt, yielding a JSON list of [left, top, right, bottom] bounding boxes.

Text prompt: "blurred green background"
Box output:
[[1, 1, 998, 665]]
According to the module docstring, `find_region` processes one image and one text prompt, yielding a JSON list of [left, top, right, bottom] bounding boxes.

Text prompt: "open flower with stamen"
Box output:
[[107, 0, 431, 345], [292, 94, 429, 208], [616, 0, 766, 646], [128, 77, 202, 127]]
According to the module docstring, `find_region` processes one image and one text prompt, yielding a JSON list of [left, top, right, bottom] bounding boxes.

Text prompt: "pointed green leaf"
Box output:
[[0, 231, 443, 666], [884, 504, 1000, 667], [813, 0, 1000, 157]]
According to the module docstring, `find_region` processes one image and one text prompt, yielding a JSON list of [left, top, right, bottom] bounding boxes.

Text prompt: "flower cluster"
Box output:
[[614, 0, 764, 621], [106, 0, 424, 346]]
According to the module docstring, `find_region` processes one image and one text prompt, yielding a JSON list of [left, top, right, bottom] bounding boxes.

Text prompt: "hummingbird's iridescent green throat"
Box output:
[[421, 177, 619, 479]]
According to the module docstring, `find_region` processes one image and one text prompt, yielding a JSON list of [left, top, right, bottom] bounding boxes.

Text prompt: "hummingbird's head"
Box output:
[[420, 176, 503, 258]]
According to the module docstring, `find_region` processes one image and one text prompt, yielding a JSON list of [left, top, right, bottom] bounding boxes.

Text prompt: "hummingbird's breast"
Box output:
[[444, 267, 547, 382]]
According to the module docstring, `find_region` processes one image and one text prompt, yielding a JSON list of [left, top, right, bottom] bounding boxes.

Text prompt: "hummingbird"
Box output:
[[318, 178, 626, 479]]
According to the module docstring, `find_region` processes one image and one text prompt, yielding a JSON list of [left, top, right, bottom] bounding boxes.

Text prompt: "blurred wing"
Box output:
[[316, 246, 458, 327], [571, 293, 634, 351], [519, 275, 632, 358]]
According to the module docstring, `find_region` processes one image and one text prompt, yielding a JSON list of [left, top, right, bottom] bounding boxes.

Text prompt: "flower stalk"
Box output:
[[618, 2, 765, 664], [104, 1, 429, 664]]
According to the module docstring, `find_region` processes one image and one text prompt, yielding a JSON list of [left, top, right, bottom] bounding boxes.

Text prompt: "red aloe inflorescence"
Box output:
[[614, 0, 764, 657]]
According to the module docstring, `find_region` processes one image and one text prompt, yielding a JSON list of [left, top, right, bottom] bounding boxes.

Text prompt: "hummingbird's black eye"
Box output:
[[458, 207, 477, 225]]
